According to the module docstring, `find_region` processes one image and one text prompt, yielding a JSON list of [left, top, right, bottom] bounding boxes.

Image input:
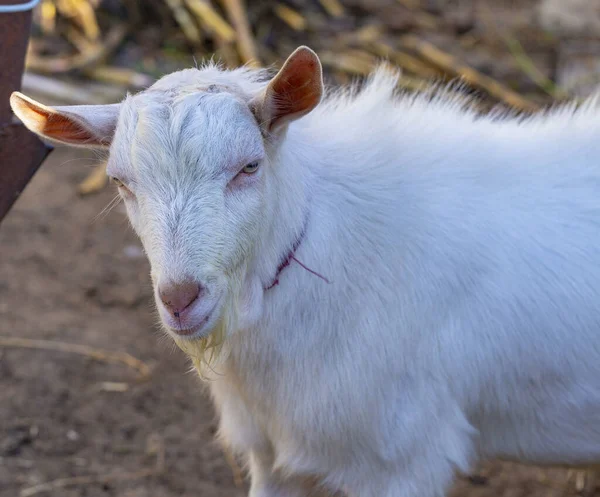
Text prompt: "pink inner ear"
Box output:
[[269, 52, 321, 127], [43, 113, 98, 144], [16, 98, 100, 145]]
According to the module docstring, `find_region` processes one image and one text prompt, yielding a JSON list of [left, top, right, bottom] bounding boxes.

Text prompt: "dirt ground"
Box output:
[[0, 151, 595, 497]]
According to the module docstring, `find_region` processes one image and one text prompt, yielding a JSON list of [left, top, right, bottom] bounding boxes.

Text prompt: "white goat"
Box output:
[[10, 46, 600, 497]]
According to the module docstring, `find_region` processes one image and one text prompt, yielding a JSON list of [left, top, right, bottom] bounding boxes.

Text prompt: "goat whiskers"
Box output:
[[93, 193, 122, 223]]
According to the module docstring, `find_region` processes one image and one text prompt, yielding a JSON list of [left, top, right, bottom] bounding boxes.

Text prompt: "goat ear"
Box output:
[[254, 46, 323, 133], [10, 92, 120, 149]]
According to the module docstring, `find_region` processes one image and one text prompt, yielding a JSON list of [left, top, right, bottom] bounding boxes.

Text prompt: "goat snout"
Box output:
[[158, 280, 203, 318], [156, 277, 222, 338]]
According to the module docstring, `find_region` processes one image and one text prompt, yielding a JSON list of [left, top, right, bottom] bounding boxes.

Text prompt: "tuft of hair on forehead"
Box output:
[[145, 61, 274, 106]]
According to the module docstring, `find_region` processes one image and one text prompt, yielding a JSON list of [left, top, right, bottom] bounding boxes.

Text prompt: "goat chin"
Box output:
[[174, 265, 264, 372]]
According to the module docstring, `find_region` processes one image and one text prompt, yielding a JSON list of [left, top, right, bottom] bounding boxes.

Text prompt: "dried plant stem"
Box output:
[[84, 66, 154, 89], [26, 24, 128, 74], [185, 0, 236, 42], [219, 0, 260, 66], [164, 0, 203, 44], [0, 336, 151, 380], [39, 0, 57, 35], [369, 41, 440, 79], [274, 4, 306, 31], [504, 36, 569, 100], [320, 49, 377, 75], [22, 72, 123, 105], [400, 35, 540, 113], [56, 0, 100, 41], [319, 0, 345, 18]]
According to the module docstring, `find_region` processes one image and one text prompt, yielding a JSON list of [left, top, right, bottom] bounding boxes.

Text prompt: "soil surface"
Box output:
[[0, 150, 594, 497]]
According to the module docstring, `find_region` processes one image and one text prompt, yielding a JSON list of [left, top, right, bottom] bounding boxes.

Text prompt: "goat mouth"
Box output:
[[170, 312, 212, 338], [167, 300, 219, 339]]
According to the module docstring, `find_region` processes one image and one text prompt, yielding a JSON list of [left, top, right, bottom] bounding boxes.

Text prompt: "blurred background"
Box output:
[[1, 0, 600, 496]]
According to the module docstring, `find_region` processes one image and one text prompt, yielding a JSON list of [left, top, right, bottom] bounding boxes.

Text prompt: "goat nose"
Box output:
[[159, 280, 202, 315]]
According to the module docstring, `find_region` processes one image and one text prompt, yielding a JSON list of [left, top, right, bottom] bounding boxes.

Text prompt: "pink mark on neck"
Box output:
[[264, 220, 331, 290]]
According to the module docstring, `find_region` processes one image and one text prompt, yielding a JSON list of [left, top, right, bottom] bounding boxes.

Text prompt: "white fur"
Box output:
[[13, 57, 600, 497]]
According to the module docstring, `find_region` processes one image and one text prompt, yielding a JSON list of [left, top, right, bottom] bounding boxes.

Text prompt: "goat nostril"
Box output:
[[158, 280, 202, 315]]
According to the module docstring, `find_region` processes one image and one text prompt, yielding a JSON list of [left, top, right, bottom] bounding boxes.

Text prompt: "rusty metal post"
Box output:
[[0, 0, 52, 224]]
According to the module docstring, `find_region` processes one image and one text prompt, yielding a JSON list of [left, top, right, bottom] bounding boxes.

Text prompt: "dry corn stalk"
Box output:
[[353, 24, 385, 44], [319, 0, 345, 18], [320, 49, 377, 75], [0, 336, 151, 380], [185, 0, 236, 42], [219, 0, 260, 66], [214, 34, 241, 67], [26, 24, 128, 73], [85, 66, 154, 89], [397, 73, 431, 92], [274, 4, 306, 32], [369, 41, 440, 79], [39, 0, 57, 34], [400, 35, 540, 113], [65, 24, 95, 52], [164, 0, 203, 44], [56, 0, 100, 41]]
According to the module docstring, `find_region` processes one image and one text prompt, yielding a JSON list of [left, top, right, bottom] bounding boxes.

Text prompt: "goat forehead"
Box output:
[[121, 92, 263, 179], [148, 65, 270, 99]]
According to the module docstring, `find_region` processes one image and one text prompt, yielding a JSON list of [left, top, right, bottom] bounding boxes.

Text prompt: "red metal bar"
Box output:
[[0, 0, 52, 223]]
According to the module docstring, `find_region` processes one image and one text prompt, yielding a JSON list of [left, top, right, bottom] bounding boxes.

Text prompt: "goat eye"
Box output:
[[110, 176, 134, 196], [110, 176, 124, 187], [242, 162, 260, 174]]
